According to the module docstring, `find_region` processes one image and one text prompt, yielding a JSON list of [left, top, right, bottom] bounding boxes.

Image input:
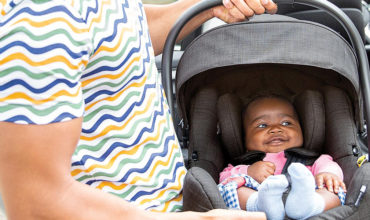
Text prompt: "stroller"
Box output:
[[161, 0, 370, 219]]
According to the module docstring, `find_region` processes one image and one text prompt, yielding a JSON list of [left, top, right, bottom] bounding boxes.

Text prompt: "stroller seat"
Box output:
[[183, 85, 370, 219], [172, 14, 370, 219]]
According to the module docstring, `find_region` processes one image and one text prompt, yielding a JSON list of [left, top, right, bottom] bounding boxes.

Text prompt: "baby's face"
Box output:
[[244, 97, 303, 153]]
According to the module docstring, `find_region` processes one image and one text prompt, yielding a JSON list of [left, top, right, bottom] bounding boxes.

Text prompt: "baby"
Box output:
[[218, 95, 346, 220]]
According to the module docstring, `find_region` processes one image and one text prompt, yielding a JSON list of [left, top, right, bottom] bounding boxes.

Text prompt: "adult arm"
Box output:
[[0, 121, 266, 220], [144, 0, 277, 55]]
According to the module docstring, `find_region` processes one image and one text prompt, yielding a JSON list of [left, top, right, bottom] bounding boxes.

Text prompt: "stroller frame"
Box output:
[[161, 0, 370, 154]]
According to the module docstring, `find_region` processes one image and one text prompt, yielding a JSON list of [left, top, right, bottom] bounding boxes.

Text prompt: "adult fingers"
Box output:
[[230, 0, 255, 17], [223, 0, 234, 9], [244, 0, 265, 15], [261, 0, 278, 14], [213, 6, 246, 23], [205, 209, 267, 220]]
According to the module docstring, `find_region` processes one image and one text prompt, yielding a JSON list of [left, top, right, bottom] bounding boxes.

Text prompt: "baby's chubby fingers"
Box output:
[[333, 179, 340, 193], [340, 180, 347, 192], [324, 176, 334, 192], [315, 174, 324, 189]]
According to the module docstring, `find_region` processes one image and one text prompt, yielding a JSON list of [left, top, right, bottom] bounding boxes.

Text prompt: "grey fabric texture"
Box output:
[[294, 90, 325, 153], [176, 14, 361, 128], [188, 87, 224, 181], [177, 15, 358, 91], [277, 0, 364, 41], [322, 86, 359, 185], [217, 93, 244, 160], [183, 167, 227, 212]]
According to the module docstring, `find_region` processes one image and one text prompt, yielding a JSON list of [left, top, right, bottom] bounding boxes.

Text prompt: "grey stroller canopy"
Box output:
[[161, 0, 370, 219]]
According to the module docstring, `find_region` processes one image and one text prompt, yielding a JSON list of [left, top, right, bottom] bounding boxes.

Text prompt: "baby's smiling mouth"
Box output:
[[265, 136, 288, 145]]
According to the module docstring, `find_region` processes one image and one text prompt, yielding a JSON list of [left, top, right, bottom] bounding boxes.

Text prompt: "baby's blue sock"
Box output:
[[246, 175, 288, 220], [285, 163, 325, 220]]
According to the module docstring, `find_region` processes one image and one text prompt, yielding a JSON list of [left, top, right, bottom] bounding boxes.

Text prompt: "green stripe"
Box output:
[[110, 184, 137, 199], [76, 114, 172, 181], [82, 90, 140, 122], [0, 101, 84, 116], [82, 65, 140, 94], [1, 66, 81, 81], [86, 34, 138, 69], [90, 5, 119, 41], [74, 96, 160, 154], [4, 27, 89, 48]]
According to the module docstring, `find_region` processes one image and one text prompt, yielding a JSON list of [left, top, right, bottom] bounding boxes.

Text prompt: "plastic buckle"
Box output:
[[357, 154, 369, 167]]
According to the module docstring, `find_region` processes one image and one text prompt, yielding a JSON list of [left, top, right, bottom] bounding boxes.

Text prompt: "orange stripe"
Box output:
[[96, 181, 128, 191], [139, 169, 186, 205], [0, 88, 81, 105], [81, 91, 154, 141], [130, 143, 178, 184], [82, 56, 140, 87], [83, 73, 147, 112], [72, 117, 164, 176], [92, 26, 132, 57], [13, 17, 88, 34], [151, 194, 183, 212], [1, 53, 87, 70], [87, 0, 110, 31], [71, 94, 160, 176]]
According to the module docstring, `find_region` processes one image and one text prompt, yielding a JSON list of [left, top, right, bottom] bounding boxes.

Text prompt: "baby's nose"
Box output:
[[269, 125, 283, 133]]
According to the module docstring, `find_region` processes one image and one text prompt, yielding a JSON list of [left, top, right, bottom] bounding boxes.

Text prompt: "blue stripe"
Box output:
[[0, 41, 89, 59], [1, 79, 78, 93], [130, 162, 184, 201], [119, 135, 174, 183], [82, 83, 156, 134], [72, 94, 165, 167], [5, 112, 78, 124], [1, 4, 85, 27]]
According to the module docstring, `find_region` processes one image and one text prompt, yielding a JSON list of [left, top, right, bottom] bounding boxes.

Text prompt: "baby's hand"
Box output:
[[222, 176, 246, 188], [248, 161, 275, 183], [315, 172, 347, 193]]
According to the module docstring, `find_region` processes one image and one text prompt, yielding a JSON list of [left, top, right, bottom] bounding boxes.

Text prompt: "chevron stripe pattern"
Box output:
[[0, 0, 185, 212]]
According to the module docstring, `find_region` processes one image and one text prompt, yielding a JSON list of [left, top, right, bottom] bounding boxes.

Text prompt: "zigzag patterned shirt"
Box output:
[[0, 0, 185, 212]]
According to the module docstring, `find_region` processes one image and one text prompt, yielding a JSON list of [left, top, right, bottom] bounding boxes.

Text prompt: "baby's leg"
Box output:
[[246, 175, 288, 220], [316, 188, 341, 211], [285, 163, 325, 219]]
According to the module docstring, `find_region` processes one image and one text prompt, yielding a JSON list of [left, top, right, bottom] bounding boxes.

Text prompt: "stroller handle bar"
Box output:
[[161, 0, 370, 152]]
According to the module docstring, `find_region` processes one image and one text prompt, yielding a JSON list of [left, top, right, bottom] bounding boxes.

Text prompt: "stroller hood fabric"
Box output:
[[176, 14, 362, 128]]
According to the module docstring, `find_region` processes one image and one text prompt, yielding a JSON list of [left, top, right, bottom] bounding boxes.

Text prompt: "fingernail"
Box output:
[[261, 0, 269, 5], [224, 0, 233, 9]]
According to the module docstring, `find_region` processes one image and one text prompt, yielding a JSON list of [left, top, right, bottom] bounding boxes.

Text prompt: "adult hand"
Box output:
[[248, 161, 276, 183], [315, 172, 347, 194], [202, 209, 266, 219], [213, 0, 278, 23]]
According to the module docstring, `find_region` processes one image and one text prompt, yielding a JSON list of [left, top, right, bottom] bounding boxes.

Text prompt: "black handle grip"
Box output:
[[161, 0, 370, 153]]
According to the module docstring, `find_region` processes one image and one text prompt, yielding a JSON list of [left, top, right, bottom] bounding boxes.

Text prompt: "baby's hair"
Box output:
[[242, 92, 294, 122]]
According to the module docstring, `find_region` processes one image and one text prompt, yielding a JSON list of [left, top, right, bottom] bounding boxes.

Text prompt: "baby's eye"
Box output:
[[257, 124, 267, 128], [282, 121, 291, 126]]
